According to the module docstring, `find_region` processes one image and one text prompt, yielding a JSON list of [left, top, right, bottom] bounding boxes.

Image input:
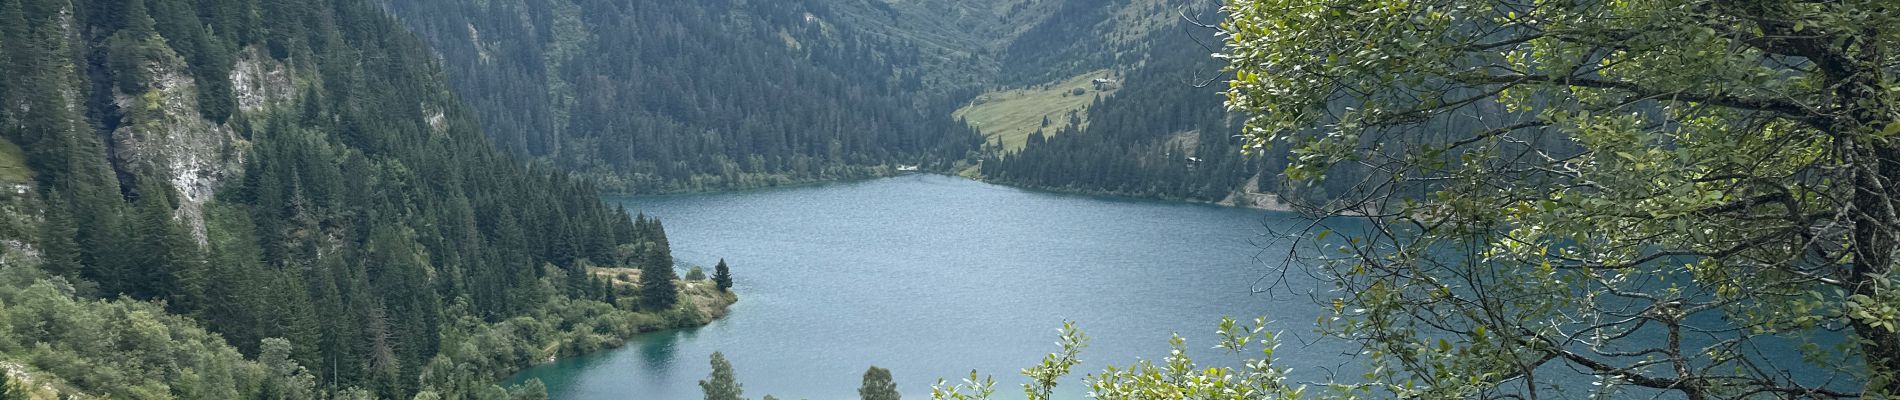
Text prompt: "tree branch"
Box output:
[[1452, 73, 1833, 129]]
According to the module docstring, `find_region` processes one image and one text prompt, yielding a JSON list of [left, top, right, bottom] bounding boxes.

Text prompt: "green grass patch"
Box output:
[[954, 70, 1119, 151], [0, 136, 31, 184]]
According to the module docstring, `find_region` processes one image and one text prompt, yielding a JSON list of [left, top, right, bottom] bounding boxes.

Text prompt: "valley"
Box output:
[[0, 0, 1886, 398]]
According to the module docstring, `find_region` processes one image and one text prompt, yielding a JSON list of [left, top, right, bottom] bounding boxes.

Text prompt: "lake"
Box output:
[[504, 174, 1350, 399]]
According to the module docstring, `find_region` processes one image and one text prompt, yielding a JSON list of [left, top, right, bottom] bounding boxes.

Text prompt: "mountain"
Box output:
[[0, 0, 717, 397], [377, 0, 1268, 202], [966, 2, 1301, 206], [0, 0, 1284, 396], [377, 0, 987, 193]]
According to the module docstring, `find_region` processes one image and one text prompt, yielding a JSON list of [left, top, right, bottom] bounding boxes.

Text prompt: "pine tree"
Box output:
[[189, 24, 236, 122], [106, 0, 160, 94], [125, 181, 206, 311], [612, 206, 637, 244], [38, 190, 83, 278], [858, 366, 899, 400], [639, 241, 678, 311], [0, 0, 14, 126], [698, 352, 743, 400], [712, 258, 732, 292], [565, 260, 589, 298]]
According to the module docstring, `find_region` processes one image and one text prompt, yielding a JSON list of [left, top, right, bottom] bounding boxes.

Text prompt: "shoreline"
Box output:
[[494, 282, 739, 387], [606, 170, 1303, 213], [592, 167, 920, 197], [963, 174, 1300, 213]]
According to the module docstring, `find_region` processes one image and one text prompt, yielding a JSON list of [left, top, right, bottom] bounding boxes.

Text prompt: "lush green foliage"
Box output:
[[0, 258, 317, 399], [419, 282, 733, 400], [697, 320, 1307, 400], [0, 368, 22, 400], [930, 319, 1311, 400], [1222, 0, 1900, 397], [0, 0, 723, 397]]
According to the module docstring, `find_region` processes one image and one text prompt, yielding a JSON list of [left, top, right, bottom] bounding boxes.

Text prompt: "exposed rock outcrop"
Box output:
[[230, 48, 297, 114], [108, 47, 296, 241]]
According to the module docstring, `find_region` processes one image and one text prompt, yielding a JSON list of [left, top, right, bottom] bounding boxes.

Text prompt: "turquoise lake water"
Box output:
[[503, 174, 1858, 399], [505, 174, 1352, 399]]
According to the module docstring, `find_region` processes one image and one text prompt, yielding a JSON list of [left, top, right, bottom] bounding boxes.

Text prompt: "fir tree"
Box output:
[[106, 0, 161, 94], [639, 241, 678, 311], [712, 258, 732, 292], [37, 189, 83, 278], [125, 181, 206, 307]]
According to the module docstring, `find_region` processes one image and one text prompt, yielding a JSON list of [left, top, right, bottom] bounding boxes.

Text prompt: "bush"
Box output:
[[0, 261, 316, 399], [684, 266, 707, 281]]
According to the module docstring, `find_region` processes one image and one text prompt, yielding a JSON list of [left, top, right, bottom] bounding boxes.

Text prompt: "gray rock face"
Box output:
[[109, 47, 296, 242], [231, 47, 296, 114]]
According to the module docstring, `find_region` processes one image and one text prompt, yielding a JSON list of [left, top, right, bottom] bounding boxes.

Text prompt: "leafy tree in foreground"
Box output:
[[1220, 0, 1898, 397], [860, 366, 900, 400], [930, 320, 1306, 400], [702, 351, 745, 400]]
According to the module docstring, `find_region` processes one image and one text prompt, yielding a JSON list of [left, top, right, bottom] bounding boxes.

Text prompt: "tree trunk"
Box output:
[[1854, 143, 1900, 379], [1845, 56, 1900, 384]]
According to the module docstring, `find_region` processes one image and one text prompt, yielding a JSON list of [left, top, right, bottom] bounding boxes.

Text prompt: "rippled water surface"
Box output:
[[507, 174, 1353, 399]]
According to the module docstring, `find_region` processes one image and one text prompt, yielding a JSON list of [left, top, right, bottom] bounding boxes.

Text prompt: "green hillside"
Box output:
[[955, 70, 1119, 151]]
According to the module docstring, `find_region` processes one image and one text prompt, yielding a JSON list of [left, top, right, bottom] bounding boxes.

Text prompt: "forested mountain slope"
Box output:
[[380, 0, 1265, 202], [377, 0, 987, 193], [976, 4, 1306, 205], [0, 0, 720, 397], [978, 36, 1275, 203]]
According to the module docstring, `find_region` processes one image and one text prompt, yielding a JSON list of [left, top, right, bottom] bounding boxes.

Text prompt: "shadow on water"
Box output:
[[634, 328, 693, 381]]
